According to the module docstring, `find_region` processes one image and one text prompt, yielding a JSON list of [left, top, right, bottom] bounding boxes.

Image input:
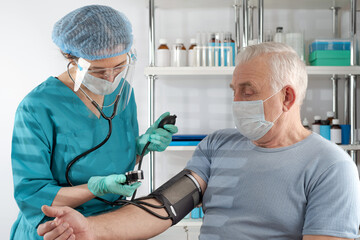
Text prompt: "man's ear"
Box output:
[[282, 85, 296, 112]]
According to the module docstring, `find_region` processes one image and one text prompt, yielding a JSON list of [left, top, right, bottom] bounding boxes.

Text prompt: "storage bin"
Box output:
[[309, 50, 350, 66], [309, 39, 350, 53]]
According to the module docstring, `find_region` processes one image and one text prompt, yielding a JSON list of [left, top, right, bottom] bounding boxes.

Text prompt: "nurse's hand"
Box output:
[[87, 174, 141, 197], [136, 112, 178, 156], [37, 205, 93, 240]]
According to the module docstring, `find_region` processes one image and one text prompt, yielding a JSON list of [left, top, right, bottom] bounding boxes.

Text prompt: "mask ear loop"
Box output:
[[263, 87, 283, 102], [263, 87, 284, 124]]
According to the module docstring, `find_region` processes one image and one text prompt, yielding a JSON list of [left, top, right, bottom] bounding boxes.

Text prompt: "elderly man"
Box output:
[[37, 42, 360, 240]]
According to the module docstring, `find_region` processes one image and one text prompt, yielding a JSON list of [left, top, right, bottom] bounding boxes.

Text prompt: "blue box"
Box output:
[[320, 125, 331, 140], [169, 141, 200, 146], [191, 207, 200, 219], [340, 124, 350, 145], [309, 39, 350, 54], [199, 207, 204, 218]]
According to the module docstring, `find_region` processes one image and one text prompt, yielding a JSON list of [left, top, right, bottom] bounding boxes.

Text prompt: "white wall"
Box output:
[[0, 0, 149, 238], [0, 0, 359, 239]]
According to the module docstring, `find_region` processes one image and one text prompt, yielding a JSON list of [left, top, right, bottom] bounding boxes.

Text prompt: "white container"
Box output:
[[156, 39, 170, 67], [188, 38, 197, 67], [171, 39, 187, 67], [312, 115, 321, 134], [330, 119, 342, 144], [285, 32, 304, 61], [273, 27, 285, 43]]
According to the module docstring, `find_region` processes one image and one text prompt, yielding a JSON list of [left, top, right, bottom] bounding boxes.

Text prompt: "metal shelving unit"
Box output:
[[145, 0, 359, 194], [145, 66, 360, 76], [148, 0, 356, 10]]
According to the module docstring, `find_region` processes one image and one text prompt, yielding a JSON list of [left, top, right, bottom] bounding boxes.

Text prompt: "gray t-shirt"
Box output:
[[186, 129, 360, 240]]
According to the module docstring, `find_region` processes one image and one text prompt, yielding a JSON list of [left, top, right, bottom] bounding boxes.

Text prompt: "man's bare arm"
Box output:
[[38, 170, 207, 240]]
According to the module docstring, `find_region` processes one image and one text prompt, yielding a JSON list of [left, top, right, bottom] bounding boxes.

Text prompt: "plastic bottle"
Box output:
[[320, 119, 331, 140], [285, 32, 305, 61], [208, 33, 216, 67], [156, 39, 170, 67], [330, 119, 342, 144], [312, 115, 321, 134], [171, 39, 187, 67], [273, 27, 285, 43], [326, 111, 335, 125], [223, 32, 235, 66], [215, 33, 223, 66], [188, 38, 197, 67], [302, 118, 311, 130], [200, 32, 208, 67]]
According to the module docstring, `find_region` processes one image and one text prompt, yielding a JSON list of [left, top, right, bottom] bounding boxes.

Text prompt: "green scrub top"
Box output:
[[10, 77, 139, 239]]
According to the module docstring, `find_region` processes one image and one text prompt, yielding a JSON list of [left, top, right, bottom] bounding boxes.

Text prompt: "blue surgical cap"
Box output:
[[52, 5, 133, 60]]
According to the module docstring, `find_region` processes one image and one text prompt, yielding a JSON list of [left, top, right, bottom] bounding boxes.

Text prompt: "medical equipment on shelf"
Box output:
[[156, 39, 171, 67], [171, 39, 187, 67]]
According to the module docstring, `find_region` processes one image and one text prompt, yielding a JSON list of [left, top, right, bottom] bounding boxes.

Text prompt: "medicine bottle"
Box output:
[[171, 38, 187, 67], [312, 115, 321, 134], [208, 33, 216, 67], [330, 119, 342, 144], [302, 118, 311, 130], [273, 27, 285, 43], [188, 38, 197, 67], [326, 111, 335, 125], [223, 32, 235, 66], [156, 39, 170, 67]]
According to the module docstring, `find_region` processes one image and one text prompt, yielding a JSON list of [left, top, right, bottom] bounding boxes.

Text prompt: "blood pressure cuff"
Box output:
[[149, 169, 202, 225]]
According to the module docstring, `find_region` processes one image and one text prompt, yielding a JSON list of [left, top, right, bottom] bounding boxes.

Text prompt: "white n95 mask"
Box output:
[[232, 89, 282, 141], [82, 72, 124, 96]]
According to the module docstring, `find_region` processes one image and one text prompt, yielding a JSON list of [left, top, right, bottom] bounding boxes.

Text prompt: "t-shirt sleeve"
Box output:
[[11, 106, 61, 227], [302, 160, 360, 238], [185, 135, 215, 184]]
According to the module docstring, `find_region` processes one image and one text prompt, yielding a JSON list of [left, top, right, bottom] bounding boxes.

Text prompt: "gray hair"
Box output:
[[236, 42, 308, 105]]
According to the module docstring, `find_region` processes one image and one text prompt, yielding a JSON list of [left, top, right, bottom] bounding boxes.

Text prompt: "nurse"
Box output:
[[10, 5, 177, 239]]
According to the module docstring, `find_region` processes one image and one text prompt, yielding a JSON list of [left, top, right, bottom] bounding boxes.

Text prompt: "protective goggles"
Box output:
[[69, 49, 137, 113]]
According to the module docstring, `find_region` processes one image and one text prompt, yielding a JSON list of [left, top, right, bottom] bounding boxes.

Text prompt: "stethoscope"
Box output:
[[63, 53, 178, 220], [64, 53, 132, 204]]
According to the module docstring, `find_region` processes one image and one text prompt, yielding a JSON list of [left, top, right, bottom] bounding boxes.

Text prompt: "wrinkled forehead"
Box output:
[[231, 56, 272, 91]]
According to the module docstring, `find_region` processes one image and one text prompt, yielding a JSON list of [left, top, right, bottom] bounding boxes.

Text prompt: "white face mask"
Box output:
[[232, 89, 283, 141], [82, 72, 123, 96]]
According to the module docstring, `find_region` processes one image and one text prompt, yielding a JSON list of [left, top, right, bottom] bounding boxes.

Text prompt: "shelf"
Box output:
[[167, 146, 197, 151], [145, 67, 235, 76], [306, 66, 360, 76], [150, 0, 356, 10], [175, 219, 203, 227], [340, 144, 360, 151], [145, 66, 360, 76]]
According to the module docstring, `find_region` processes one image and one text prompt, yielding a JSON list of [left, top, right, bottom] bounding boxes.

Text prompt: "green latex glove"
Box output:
[[136, 112, 178, 156], [88, 174, 141, 197]]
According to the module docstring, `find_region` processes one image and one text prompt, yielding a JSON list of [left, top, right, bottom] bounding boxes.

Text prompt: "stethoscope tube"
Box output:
[[65, 96, 120, 187], [63, 57, 173, 220]]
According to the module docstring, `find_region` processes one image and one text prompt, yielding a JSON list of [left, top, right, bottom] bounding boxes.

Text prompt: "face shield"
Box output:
[[68, 49, 136, 114]]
